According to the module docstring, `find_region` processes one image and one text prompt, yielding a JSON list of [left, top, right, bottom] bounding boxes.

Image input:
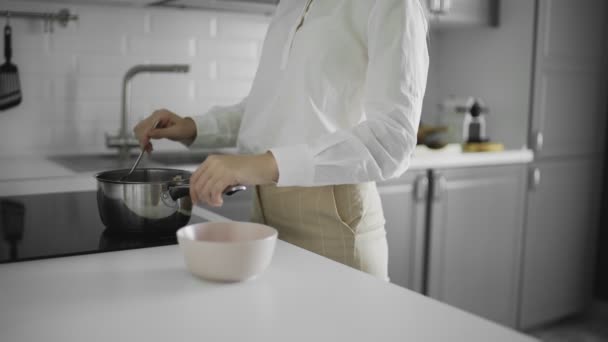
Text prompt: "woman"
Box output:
[[134, 0, 429, 281]]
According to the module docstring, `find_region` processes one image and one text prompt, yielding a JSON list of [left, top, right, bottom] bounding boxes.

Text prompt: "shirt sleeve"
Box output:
[[188, 97, 247, 149], [270, 0, 429, 186]]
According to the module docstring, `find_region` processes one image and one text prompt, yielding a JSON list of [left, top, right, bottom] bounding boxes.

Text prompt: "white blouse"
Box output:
[[190, 0, 429, 186]]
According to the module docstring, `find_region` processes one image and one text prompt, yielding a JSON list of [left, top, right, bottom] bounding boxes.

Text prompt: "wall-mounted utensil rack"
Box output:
[[0, 9, 78, 32]]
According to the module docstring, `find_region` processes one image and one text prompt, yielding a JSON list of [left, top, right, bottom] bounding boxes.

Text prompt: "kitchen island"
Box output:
[[0, 145, 538, 341], [0, 236, 537, 342]]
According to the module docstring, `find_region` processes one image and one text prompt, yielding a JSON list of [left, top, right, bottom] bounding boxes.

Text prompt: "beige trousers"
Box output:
[[251, 182, 389, 281]]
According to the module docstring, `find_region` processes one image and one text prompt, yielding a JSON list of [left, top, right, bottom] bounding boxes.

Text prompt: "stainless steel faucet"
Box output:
[[106, 64, 190, 159]]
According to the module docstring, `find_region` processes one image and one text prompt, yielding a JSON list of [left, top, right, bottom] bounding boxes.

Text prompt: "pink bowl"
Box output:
[[176, 222, 278, 282]]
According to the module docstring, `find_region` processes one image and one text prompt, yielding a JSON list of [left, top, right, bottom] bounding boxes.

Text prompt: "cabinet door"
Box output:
[[520, 159, 602, 329], [530, 0, 608, 158], [424, 0, 499, 28], [427, 165, 527, 328], [378, 171, 428, 292]]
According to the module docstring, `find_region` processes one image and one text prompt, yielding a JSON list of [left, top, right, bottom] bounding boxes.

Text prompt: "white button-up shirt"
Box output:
[[191, 0, 429, 186]]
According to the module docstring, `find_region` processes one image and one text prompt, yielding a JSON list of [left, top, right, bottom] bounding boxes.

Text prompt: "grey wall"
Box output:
[[422, 0, 536, 149]]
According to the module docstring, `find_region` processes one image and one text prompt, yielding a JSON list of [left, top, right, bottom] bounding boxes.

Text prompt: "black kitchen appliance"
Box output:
[[462, 98, 488, 143], [0, 191, 207, 264]]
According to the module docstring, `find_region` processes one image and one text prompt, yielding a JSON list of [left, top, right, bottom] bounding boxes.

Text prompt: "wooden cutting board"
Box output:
[[462, 142, 505, 152]]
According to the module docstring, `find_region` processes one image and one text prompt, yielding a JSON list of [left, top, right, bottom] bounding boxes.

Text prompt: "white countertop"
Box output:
[[0, 241, 537, 342], [0, 145, 537, 341], [0, 145, 533, 197], [410, 144, 533, 170]]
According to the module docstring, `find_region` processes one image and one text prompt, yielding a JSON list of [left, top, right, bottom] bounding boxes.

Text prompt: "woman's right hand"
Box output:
[[133, 109, 197, 152]]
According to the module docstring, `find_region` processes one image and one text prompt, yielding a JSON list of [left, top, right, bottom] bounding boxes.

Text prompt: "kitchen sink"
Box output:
[[47, 151, 209, 173]]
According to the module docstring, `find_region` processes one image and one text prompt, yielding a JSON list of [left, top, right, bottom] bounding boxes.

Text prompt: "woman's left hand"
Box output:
[[189, 152, 279, 207]]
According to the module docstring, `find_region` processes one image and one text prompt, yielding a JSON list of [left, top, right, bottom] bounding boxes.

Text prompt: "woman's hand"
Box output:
[[190, 152, 279, 207], [133, 109, 197, 152]]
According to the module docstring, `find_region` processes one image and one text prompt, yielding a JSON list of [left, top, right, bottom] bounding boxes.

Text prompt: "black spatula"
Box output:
[[0, 22, 22, 111]]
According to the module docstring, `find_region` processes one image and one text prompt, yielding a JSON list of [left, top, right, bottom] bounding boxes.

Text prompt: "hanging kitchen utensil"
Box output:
[[0, 14, 22, 111]]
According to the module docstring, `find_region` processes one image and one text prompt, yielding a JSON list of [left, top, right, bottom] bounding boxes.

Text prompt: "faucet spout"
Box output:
[[106, 64, 190, 160]]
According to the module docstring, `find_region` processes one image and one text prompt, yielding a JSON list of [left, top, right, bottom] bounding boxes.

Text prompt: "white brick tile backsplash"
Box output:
[[0, 1, 266, 157], [130, 74, 194, 100], [71, 6, 147, 36], [217, 60, 258, 80], [52, 76, 122, 101], [196, 80, 251, 99], [75, 101, 120, 123], [19, 75, 52, 100], [149, 9, 212, 37], [50, 32, 126, 55], [77, 55, 147, 76], [127, 35, 195, 59], [197, 39, 258, 60], [10, 32, 49, 54], [207, 96, 247, 107], [17, 54, 77, 75], [217, 16, 270, 40], [209, 61, 218, 80]]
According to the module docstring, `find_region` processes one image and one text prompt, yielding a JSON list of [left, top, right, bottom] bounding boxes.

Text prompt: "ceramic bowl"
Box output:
[[176, 222, 278, 282]]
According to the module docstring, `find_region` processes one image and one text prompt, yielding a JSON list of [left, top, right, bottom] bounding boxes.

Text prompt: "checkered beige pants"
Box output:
[[251, 182, 389, 281]]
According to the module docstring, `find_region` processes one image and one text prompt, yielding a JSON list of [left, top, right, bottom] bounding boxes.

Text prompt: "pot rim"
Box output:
[[94, 168, 191, 185]]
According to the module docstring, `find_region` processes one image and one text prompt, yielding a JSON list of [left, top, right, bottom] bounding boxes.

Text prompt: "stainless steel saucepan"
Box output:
[[95, 168, 245, 234]]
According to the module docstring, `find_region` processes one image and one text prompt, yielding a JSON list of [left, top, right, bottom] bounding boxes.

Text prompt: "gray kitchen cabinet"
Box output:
[[519, 0, 608, 329], [426, 165, 527, 328], [378, 170, 428, 292], [424, 0, 499, 29], [529, 0, 608, 158], [519, 159, 602, 329]]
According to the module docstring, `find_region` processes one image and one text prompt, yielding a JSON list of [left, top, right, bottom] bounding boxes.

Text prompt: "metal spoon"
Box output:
[[121, 120, 160, 181]]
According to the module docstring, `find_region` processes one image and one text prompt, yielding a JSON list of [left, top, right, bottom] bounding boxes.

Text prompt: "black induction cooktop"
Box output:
[[0, 191, 207, 264]]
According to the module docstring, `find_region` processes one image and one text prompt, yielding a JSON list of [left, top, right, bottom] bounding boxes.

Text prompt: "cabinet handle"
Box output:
[[534, 131, 543, 153], [432, 174, 446, 200], [529, 167, 541, 191], [414, 175, 429, 202]]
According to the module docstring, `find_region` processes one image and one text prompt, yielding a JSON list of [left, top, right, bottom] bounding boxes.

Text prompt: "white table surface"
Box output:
[[0, 242, 537, 342]]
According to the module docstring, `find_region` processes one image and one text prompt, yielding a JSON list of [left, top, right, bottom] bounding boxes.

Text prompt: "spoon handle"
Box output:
[[126, 148, 146, 176], [122, 120, 160, 180]]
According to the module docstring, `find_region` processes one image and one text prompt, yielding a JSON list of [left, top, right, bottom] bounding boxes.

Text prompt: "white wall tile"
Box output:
[[197, 39, 258, 60], [196, 80, 251, 99], [77, 55, 147, 77], [217, 60, 258, 80], [127, 35, 195, 59], [217, 16, 269, 40], [19, 75, 52, 100], [148, 9, 212, 37], [130, 74, 194, 99], [15, 54, 76, 75], [53, 76, 122, 101], [50, 32, 126, 55], [0, 1, 266, 157], [71, 5, 147, 36]]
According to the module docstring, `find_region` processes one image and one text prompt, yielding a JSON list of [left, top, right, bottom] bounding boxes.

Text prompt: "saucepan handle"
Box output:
[[168, 184, 247, 201]]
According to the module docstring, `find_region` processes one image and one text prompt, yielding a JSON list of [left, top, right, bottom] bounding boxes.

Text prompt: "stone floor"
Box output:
[[529, 301, 608, 342]]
